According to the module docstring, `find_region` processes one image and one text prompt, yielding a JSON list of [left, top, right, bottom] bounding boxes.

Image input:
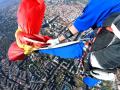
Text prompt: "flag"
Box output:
[[8, 0, 52, 61], [39, 41, 84, 59], [83, 76, 102, 88], [17, 0, 46, 34]]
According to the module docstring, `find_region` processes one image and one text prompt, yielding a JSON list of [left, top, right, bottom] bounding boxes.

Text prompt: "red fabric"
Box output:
[[8, 0, 52, 61], [8, 34, 51, 61], [17, 0, 46, 34], [16, 30, 51, 47], [8, 42, 25, 61]]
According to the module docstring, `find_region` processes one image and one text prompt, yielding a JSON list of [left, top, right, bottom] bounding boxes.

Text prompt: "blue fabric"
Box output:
[[83, 76, 101, 88], [73, 0, 120, 32], [39, 42, 84, 59]]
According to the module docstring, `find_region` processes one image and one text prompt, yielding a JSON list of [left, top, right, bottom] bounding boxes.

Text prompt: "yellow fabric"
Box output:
[[15, 29, 38, 55]]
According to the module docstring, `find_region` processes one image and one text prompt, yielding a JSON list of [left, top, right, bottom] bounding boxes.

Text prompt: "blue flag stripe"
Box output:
[[39, 41, 84, 59]]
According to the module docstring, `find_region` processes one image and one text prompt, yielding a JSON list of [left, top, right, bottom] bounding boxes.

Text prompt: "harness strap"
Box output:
[[89, 28, 102, 51]]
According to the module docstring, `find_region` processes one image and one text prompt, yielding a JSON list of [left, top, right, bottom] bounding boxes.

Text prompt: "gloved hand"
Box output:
[[90, 69, 115, 81], [47, 38, 60, 47]]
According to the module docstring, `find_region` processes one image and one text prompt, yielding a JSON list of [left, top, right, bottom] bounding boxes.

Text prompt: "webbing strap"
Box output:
[[89, 28, 102, 51]]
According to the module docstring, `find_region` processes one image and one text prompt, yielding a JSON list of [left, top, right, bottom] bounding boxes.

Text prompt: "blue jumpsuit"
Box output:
[[74, 0, 120, 32]]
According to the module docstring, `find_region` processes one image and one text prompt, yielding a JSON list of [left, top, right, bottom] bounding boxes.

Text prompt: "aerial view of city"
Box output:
[[0, 0, 119, 90]]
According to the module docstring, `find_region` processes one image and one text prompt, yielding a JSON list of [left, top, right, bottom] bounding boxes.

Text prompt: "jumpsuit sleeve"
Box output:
[[73, 0, 109, 32]]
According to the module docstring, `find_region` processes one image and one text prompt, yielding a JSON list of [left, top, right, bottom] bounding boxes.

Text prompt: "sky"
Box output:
[[0, 0, 19, 9]]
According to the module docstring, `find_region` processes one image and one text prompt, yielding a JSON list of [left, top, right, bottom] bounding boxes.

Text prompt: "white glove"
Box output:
[[47, 38, 60, 47], [90, 69, 115, 81]]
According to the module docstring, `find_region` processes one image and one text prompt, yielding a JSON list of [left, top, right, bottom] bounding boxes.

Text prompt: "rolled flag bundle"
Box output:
[[8, 0, 51, 61], [15, 29, 51, 55]]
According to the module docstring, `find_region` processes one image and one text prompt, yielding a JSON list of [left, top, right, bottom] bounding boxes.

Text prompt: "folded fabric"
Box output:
[[8, 42, 25, 61], [17, 0, 46, 34], [39, 41, 84, 59], [8, 0, 50, 61], [15, 29, 51, 54]]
